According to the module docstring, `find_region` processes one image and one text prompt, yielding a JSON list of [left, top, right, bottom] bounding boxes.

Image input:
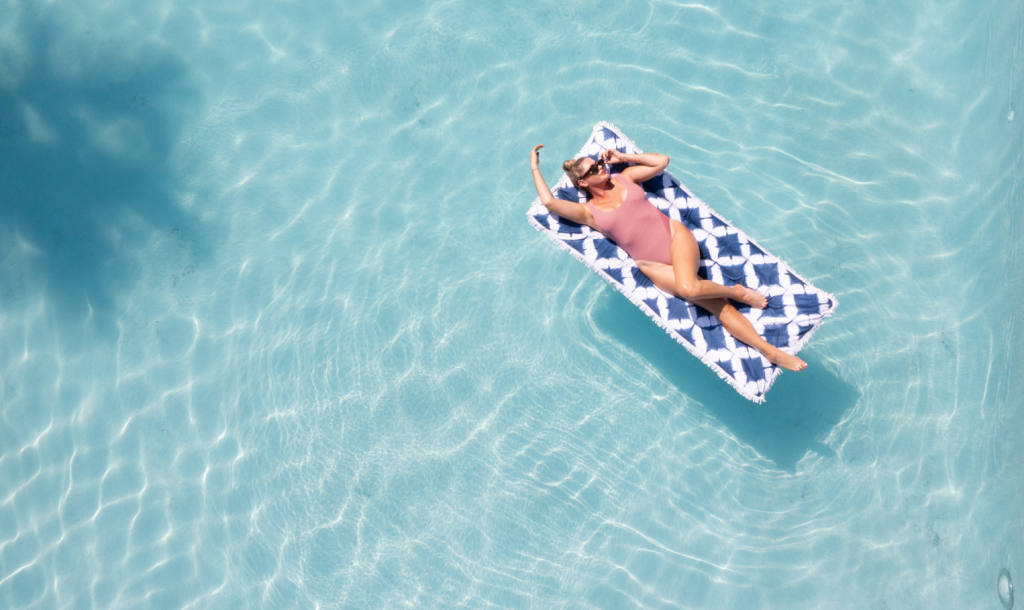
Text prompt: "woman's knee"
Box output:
[[674, 280, 700, 299], [716, 301, 738, 320]]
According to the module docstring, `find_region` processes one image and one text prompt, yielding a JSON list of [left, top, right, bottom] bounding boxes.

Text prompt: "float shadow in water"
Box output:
[[591, 289, 858, 472]]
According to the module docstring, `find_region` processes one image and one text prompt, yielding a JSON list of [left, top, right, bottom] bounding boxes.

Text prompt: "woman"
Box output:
[[530, 144, 807, 372]]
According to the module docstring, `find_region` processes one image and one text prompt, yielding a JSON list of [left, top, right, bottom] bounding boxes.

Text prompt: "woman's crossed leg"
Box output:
[[635, 220, 807, 372]]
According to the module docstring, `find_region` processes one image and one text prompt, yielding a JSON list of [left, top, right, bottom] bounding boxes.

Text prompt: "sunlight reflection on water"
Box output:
[[0, 0, 1021, 608]]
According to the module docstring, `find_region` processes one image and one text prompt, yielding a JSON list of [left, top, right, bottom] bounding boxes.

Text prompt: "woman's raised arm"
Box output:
[[530, 145, 594, 227], [530, 145, 557, 206]]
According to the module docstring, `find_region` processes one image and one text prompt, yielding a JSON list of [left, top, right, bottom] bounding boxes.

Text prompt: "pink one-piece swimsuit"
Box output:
[[586, 176, 673, 265]]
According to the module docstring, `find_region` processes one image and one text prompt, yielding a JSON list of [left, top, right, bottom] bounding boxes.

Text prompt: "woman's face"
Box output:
[[577, 159, 608, 189]]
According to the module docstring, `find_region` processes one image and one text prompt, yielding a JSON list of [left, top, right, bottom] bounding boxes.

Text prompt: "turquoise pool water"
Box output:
[[1, 0, 1022, 608]]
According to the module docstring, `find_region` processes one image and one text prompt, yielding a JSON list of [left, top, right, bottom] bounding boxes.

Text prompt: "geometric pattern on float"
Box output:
[[527, 122, 839, 403]]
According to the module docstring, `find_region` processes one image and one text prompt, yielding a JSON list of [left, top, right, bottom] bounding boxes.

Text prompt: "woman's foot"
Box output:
[[732, 285, 768, 309], [766, 348, 807, 372]]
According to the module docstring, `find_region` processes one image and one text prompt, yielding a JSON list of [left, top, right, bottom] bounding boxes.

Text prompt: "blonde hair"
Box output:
[[562, 158, 587, 189]]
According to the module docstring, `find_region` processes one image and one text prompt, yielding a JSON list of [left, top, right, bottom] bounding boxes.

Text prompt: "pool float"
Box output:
[[527, 122, 837, 403]]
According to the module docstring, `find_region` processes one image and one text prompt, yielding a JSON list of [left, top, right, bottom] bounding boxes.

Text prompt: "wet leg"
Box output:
[[692, 298, 807, 372]]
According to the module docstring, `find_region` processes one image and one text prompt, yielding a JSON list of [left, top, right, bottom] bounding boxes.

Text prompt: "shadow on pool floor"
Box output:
[[0, 9, 208, 338]]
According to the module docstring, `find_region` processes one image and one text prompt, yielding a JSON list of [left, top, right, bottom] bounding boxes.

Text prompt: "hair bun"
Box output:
[[562, 160, 575, 173]]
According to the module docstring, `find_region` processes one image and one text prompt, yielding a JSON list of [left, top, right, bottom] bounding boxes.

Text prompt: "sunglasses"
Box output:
[[579, 158, 605, 179]]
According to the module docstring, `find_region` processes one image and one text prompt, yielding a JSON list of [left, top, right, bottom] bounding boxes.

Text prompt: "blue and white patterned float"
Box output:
[[527, 122, 838, 403]]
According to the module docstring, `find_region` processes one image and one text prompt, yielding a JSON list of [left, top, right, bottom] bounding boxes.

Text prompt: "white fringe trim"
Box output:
[[527, 121, 840, 404]]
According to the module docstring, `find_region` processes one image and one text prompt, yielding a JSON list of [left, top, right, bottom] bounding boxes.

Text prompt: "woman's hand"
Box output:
[[600, 148, 628, 165], [530, 144, 544, 170]]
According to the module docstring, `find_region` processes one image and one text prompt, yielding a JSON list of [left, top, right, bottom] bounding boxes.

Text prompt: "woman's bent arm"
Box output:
[[606, 150, 669, 184]]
